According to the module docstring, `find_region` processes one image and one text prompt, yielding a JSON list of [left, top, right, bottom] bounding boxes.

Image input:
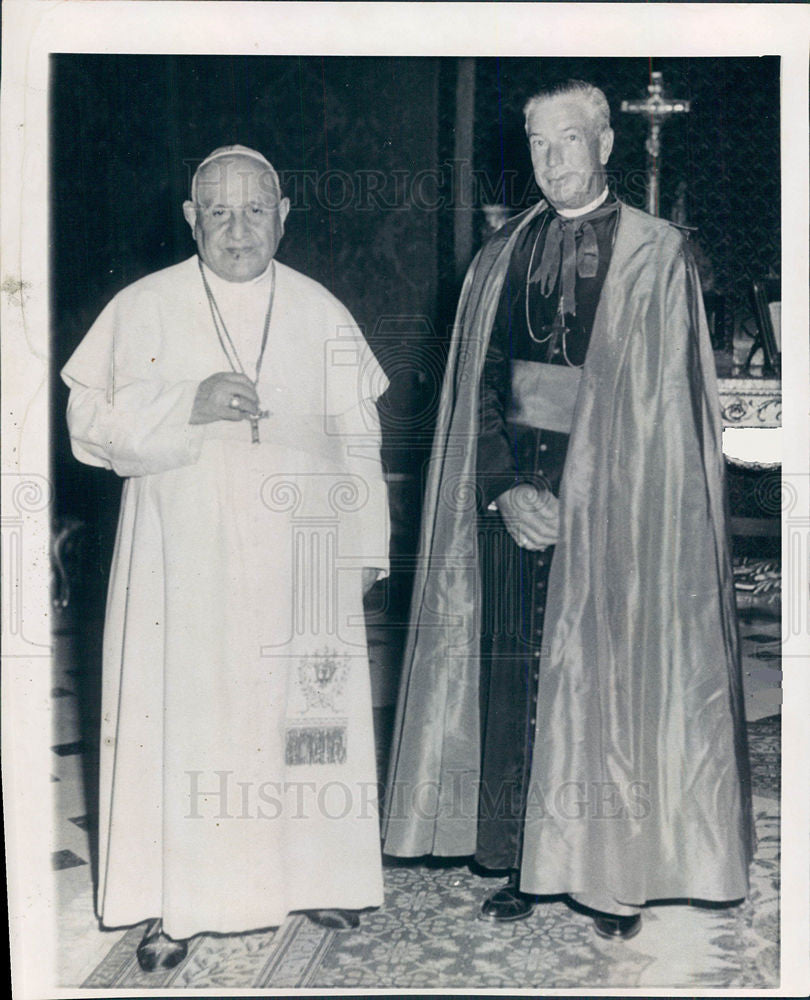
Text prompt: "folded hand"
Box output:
[[495, 483, 559, 550]]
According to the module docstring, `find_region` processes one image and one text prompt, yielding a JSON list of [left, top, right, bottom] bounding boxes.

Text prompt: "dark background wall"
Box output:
[[51, 55, 443, 487], [472, 56, 781, 307], [51, 54, 780, 563]]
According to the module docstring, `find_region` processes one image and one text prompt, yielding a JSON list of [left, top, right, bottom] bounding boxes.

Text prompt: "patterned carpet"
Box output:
[[82, 716, 780, 990], [57, 563, 780, 990]]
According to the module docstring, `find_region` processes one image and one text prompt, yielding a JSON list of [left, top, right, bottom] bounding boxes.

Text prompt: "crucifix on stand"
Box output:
[[621, 71, 690, 216]]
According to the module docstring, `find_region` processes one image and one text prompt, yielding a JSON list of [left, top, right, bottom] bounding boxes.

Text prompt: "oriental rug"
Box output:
[[82, 716, 779, 990]]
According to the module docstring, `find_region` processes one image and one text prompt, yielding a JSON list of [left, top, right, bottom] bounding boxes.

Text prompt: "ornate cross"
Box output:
[[621, 71, 690, 216], [249, 408, 271, 445]]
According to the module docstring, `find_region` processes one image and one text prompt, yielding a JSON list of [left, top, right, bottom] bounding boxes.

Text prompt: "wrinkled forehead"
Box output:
[[194, 155, 282, 207], [527, 95, 598, 136]]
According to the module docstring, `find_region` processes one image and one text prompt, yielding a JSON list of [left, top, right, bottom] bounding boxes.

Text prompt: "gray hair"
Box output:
[[523, 80, 611, 135]]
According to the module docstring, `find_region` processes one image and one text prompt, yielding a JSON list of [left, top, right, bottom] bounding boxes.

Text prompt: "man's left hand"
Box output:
[[495, 483, 559, 550]]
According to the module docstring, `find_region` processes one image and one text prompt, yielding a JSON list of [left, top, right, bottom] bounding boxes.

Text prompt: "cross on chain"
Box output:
[[249, 408, 272, 444], [621, 71, 690, 217]]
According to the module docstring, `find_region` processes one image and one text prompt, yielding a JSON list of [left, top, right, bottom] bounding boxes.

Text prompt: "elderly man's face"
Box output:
[[183, 157, 290, 282], [527, 95, 614, 211]]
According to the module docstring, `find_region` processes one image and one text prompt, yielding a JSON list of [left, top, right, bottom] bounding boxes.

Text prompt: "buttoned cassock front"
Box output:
[[382, 202, 754, 909]]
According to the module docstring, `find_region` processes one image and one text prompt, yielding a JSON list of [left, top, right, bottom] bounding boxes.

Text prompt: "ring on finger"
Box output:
[[229, 395, 241, 410]]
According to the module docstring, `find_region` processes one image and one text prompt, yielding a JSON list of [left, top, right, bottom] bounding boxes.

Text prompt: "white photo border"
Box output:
[[2, 3, 808, 997]]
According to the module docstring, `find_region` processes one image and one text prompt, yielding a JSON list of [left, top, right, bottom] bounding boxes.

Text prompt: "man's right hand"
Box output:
[[495, 483, 559, 550], [189, 372, 260, 425]]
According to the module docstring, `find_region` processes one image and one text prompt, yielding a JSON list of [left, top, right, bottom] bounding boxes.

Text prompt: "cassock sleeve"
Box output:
[[476, 287, 527, 509], [335, 395, 390, 580], [61, 289, 206, 478], [323, 314, 390, 579]]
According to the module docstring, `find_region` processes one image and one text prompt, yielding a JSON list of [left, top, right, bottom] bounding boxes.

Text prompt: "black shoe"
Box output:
[[592, 912, 642, 940], [306, 908, 360, 930], [136, 919, 189, 971], [480, 874, 535, 922]]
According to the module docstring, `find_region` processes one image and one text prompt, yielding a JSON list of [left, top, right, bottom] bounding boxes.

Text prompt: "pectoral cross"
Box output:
[[250, 408, 271, 444], [621, 71, 690, 216]]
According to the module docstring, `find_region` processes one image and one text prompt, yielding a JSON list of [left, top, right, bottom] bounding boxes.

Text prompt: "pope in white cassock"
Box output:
[[61, 145, 390, 969]]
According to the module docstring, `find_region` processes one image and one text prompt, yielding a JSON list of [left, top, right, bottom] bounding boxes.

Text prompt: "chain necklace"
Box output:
[[524, 201, 619, 368], [198, 258, 276, 443], [524, 215, 582, 367]]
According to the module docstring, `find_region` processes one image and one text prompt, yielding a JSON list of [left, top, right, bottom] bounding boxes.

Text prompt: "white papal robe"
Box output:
[[62, 255, 390, 939]]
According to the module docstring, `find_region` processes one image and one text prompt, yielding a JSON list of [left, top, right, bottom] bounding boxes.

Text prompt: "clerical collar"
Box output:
[[555, 187, 610, 219]]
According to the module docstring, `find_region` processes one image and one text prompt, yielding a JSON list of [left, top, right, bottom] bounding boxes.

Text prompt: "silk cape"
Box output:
[[63, 256, 389, 938], [382, 201, 754, 905]]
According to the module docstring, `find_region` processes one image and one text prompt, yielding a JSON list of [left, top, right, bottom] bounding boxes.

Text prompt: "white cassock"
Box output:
[[62, 256, 390, 939]]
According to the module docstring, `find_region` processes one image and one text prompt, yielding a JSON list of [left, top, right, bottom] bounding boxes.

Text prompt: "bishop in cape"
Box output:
[[62, 146, 390, 965], [382, 81, 754, 939]]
